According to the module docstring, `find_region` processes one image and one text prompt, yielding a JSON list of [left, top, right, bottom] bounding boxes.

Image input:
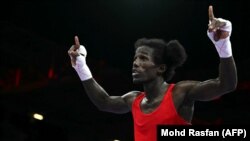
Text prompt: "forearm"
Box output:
[[208, 18, 237, 91], [70, 45, 111, 110], [218, 57, 237, 91]]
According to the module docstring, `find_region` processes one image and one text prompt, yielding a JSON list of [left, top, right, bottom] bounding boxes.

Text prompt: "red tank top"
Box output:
[[132, 84, 190, 141]]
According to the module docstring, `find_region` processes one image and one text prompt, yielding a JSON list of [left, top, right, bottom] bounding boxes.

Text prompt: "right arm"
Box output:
[[68, 36, 139, 114]]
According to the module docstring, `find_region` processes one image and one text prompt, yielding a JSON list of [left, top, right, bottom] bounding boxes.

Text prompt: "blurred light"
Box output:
[[33, 113, 44, 120], [48, 67, 54, 79], [113, 140, 120, 141]]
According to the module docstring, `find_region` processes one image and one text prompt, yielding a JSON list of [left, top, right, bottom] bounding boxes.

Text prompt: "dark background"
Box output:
[[0, 0, 249, 141]]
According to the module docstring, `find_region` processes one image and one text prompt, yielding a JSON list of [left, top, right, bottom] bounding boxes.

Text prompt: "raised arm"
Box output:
[[186, 6, 237, 101], [68, 36, 138, 114]]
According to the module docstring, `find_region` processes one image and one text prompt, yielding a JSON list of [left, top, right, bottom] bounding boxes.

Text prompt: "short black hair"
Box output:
[[134, 38, 187, 81]]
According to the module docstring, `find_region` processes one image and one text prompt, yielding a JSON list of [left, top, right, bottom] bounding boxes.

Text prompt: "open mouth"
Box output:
[[132, 69, 140, 77], [132, 72, 139, 76]]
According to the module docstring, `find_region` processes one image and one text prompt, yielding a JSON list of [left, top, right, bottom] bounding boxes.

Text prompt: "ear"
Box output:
[[157, 64, 166, 74]]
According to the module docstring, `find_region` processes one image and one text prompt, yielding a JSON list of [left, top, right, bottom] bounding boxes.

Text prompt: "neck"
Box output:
[[143, 77, 168, 101]]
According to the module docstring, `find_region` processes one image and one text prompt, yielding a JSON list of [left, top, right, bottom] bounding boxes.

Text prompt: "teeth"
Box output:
[[132, 72, 139, 76]]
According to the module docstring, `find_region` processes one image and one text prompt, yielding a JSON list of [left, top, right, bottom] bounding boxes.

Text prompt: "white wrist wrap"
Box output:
[[207, 18, 232, 58], [72, 45, 92, 81]]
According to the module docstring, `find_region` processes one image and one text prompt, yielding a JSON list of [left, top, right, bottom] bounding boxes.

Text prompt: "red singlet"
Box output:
[[132, 84, 190, 141]]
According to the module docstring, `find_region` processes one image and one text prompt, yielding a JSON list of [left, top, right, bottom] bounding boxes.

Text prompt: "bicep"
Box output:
[[103, 91, 139, 114], [187, 78, 229, 101], [103, 96, 130, 114]]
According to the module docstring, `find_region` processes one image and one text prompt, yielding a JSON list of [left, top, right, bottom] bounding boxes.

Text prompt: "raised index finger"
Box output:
[[74, 36, 80, 50], [208, 5, 215, 21]]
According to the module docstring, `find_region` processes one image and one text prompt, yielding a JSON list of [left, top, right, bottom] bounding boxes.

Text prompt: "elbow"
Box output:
[[231, 82, 238, 91], [96, 105, 116, 113], [90, 96, 111, 112], [222, 80, 238, 93], [226, 84, 237, 92], [96, 103, 109, 112], [91, 99, 108, 112], [98, 106, 111, 112], [230, 78, 238, 91], [95, 100, 113, 112], [96, 105, 105, 111]]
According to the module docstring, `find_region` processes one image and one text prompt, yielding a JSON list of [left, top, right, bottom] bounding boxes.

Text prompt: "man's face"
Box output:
[[132, 46, 159, 84]]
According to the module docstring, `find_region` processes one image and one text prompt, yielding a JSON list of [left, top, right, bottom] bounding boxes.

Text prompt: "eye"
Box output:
[[133, 56, 137, 61], [139, 55, 148, 61], [134, 54, 149, 62]]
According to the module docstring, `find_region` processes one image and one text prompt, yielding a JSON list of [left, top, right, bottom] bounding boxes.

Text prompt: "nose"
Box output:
[[133, 58, 139, 68]]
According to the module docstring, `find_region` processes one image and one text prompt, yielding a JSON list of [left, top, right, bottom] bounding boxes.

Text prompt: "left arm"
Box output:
[[187, 5, 237, 101]]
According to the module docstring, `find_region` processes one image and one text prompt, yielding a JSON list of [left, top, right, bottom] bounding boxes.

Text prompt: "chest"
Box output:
[[139, 90, 186, 114], [133, 93, 185, 125], [140, 98, 162, 114]]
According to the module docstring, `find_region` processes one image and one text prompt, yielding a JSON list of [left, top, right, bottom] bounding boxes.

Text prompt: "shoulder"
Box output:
[[122, 91, 141, 101], [171, 81, 200, 109], [121, 91, 141, 108]]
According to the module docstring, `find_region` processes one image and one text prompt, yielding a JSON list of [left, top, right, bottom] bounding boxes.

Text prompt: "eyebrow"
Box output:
[[136, 50, 150, 55]]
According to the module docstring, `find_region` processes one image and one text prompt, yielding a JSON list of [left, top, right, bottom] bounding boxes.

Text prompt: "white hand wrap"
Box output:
[[207, 18, 232, 58], [72, 45, 92, 81]]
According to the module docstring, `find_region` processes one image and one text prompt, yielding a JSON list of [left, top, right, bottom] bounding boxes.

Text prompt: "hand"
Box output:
[[208, 5, 230, 41], [68, 36, 86, 66], [68, 36, 92, 80]]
